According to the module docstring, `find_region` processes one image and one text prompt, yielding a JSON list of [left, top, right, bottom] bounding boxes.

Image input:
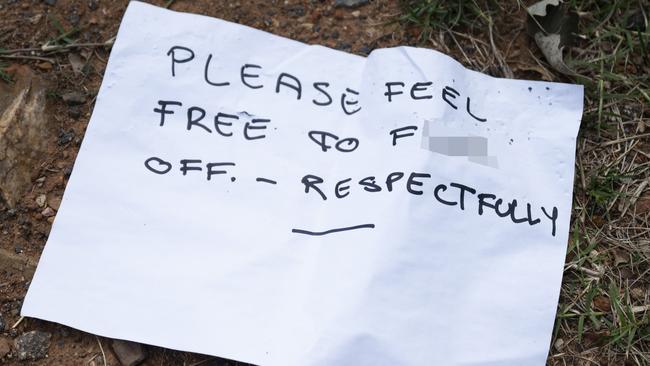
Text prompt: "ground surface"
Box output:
[[0, 0, 648, 365]]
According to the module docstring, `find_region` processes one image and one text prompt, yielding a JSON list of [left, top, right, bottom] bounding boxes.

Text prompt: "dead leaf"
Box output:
[[527, 0, 561, 17], [592, 215, 605, 227], [630, 287, 646, 302], [527, 0, 579, 75], [582, 330, 609, 349], [611, 248, 628, 266], [35, 61, 52, 71], [636, 194, 650, 214], [593, 295, 611, 312], [533, 33, 576, 75]]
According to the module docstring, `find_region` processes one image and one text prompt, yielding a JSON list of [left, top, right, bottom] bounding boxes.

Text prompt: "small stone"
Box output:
[[111, 339, 146, 366], [36, 194, 47, 208], [68, 53, 85, 75], [30, 14, 43, 25], [351, 10, 360, 17], [88, 0, 98, 10], [331, 31, 340, 39], [68, 105, 82, 119], [41, 207, 55, 217], [61, 91, 86, 105], [0, 313, 5, 331], [59, 328, 70, 338], [58, 129, 75, 145], [14, 331, 51, 361], [48, 196, 62, 211], [0, 337, 10, 358], [336, 42, 351, 51], [286, 4, 305, 17], [14, 244, 22, 254], [69, 13, 80, 26], [335, 0, 369, 7], [630, 287, 646, 301], [626, 11, 646, 31], [43, 0, 56, 5]]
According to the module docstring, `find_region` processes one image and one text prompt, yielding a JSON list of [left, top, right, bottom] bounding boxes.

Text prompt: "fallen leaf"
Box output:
[[533, 33, 576, 75], [527, 0, 579, 75], [527, 0, 561, 17], [636, 194, 650, 214], [35, 62, 52, 71], [611, 248, 628, 266], [593, 295, 611, 312]]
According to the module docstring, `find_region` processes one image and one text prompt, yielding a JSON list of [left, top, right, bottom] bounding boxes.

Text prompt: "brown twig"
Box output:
[[95, 336, 107, 366], [0, 37, 115, 56], [0, 55, 55, 62]]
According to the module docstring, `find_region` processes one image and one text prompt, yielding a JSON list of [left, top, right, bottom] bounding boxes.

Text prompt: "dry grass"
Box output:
[[398, 1, 649, 365]]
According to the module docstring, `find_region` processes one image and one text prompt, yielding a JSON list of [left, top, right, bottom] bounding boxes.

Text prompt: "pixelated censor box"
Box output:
[[22, 2, 584, 365]]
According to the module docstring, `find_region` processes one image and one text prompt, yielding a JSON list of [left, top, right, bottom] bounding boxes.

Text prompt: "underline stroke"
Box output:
[[291, 224, 376, 236]]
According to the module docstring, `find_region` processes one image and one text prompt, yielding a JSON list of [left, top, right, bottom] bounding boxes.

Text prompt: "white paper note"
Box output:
[[22, 2, 583, 365]]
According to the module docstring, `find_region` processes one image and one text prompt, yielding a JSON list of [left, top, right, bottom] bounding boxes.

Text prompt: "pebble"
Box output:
[[36, 194, 47, 208], [14, 244, 22, 254], [61, 91, 87, 105], [68, 105, 82, 119], [626, 11, 646, 31], [286, 4, 305, 17], [41, 207, 55, 217], [68, 53, 86, 74], [88, 0, 98, 11], [111, 339, 146, 366], [49, 196, 62, 211], [0, 313, 5, 331], [0, 337, 10, 358], [336, 42, 352, 51], [14, 331, 51, 361], [43, 0, 56, 5], [335, 0, 369, 7], [58, 129, 75, 146], [69, 13, 80, 26]]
